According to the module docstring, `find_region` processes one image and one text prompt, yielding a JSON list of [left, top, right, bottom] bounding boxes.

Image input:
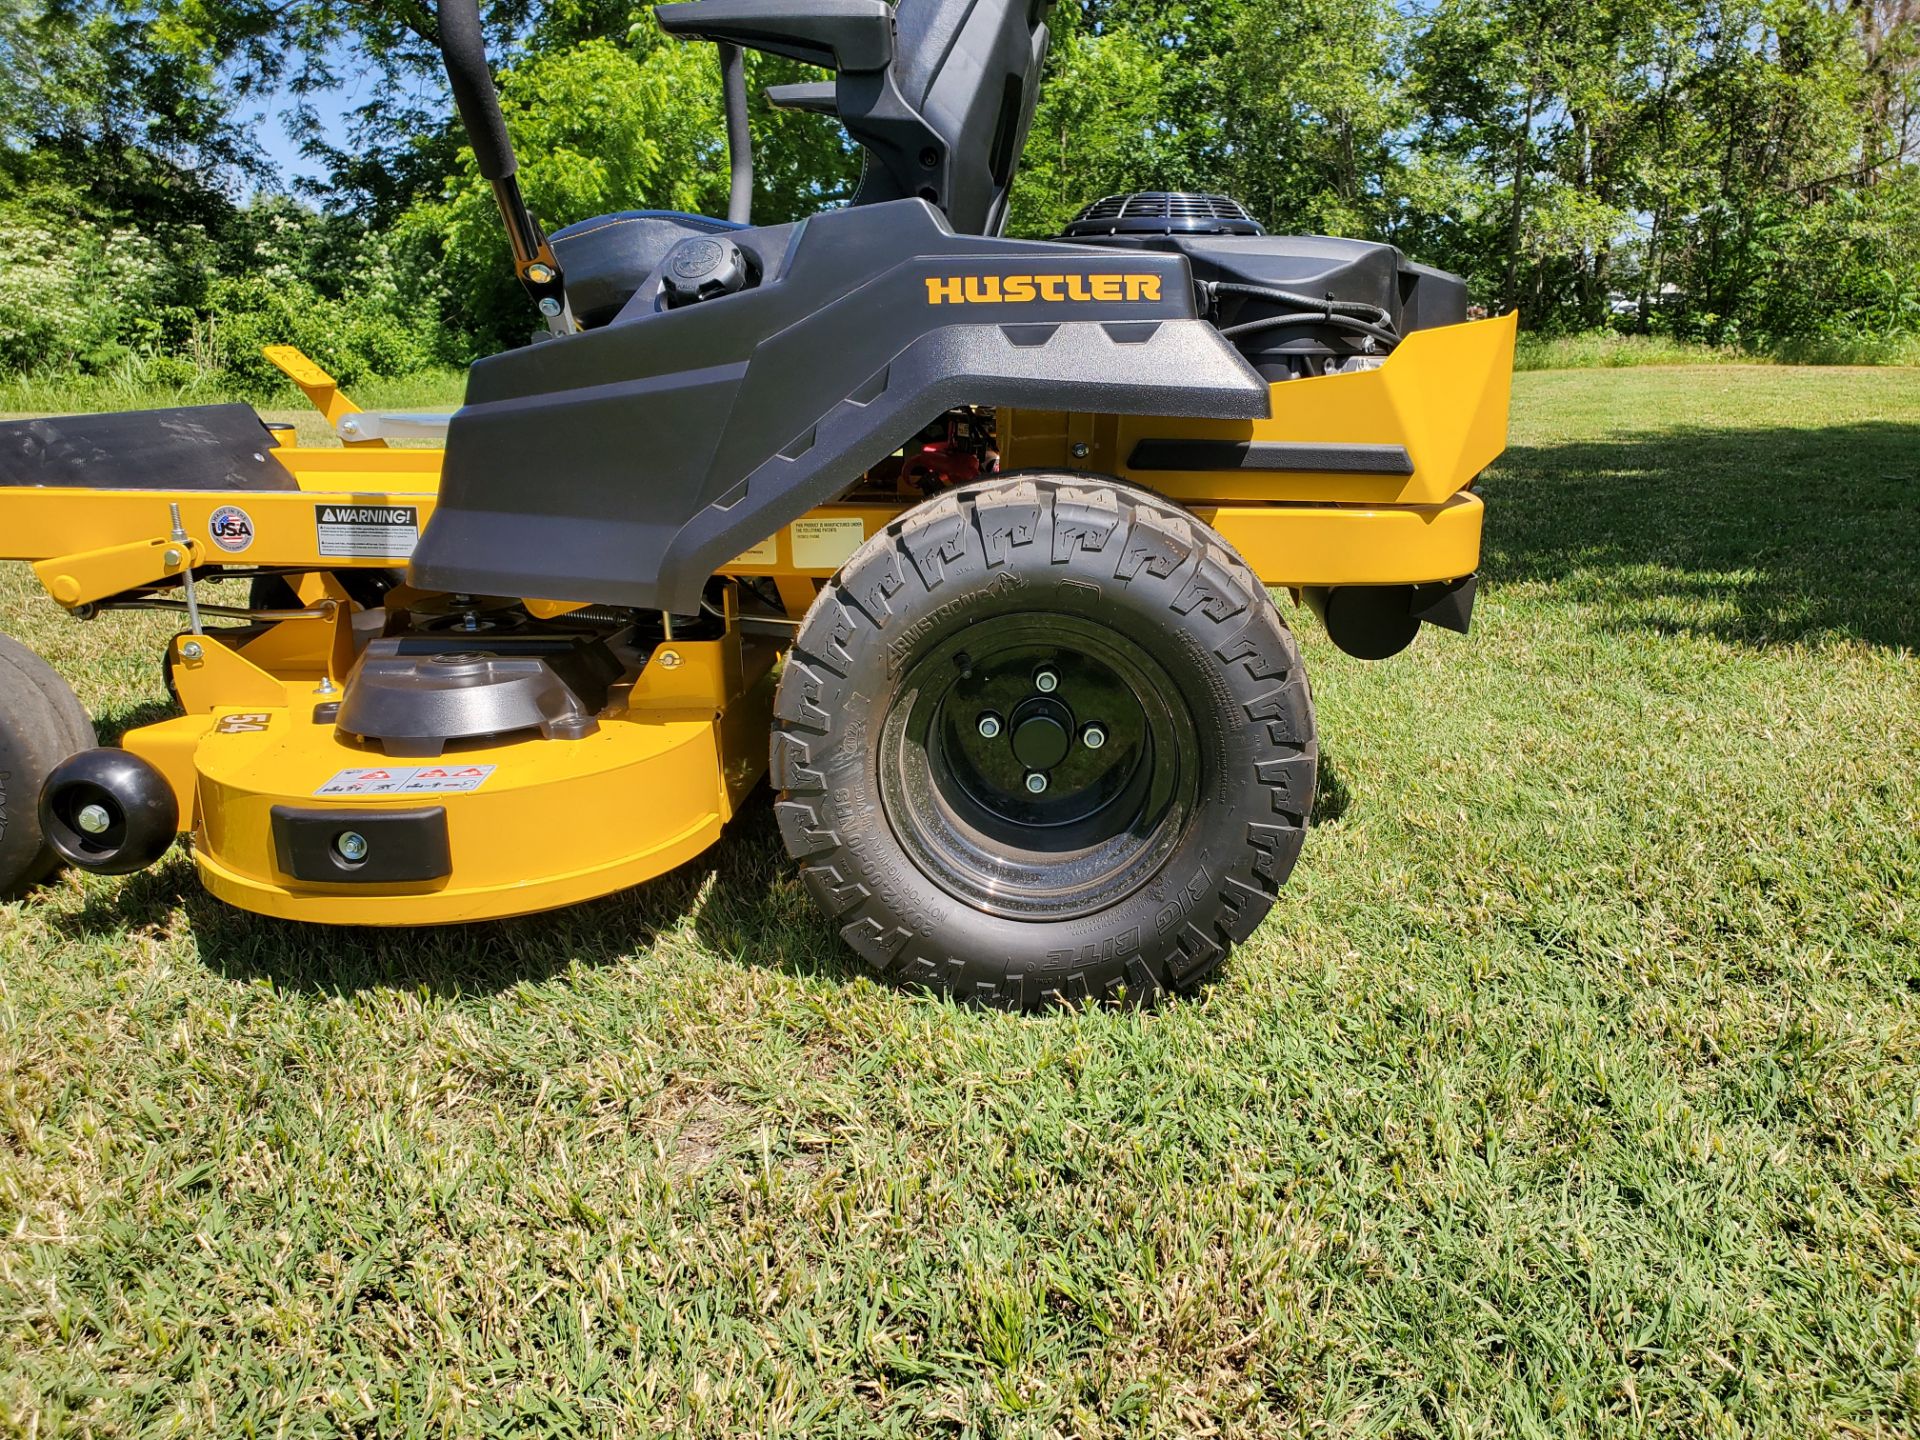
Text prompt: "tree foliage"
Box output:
[[0, 0, 1914, 385]]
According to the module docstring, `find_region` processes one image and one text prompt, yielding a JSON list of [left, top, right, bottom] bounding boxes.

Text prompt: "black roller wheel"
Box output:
[[0, 634, 97, 898], [772, 475, 1317, 1009]]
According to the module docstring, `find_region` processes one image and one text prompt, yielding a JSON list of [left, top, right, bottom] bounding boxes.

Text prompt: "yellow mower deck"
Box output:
[[0, 315, 1513, 923]]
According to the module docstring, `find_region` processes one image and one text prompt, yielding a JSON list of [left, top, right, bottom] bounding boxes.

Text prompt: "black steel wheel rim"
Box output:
[[877, 613, 1201, 920]]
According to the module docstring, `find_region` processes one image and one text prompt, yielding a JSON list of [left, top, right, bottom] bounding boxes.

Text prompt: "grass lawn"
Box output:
[[1, 366, 1917, 1437]]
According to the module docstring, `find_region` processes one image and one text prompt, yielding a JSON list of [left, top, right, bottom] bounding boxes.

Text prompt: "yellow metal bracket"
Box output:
[[525, 597, 592, 620], [262, 346, 387, 448], [32, 535, 204, 608], [170, 633, 294, 713]]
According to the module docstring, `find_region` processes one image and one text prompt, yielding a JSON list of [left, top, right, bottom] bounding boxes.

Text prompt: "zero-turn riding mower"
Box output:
[[0, 0, 1514, 1007]]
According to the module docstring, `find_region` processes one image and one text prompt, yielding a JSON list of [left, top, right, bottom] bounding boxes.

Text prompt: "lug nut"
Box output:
[[1083, 725, 1106, 750], [1034, 669, 1059, 694], [334, 831, 370, 864], [977, 713, 1002, 739], [1025, 772, 1049, 794], [76, 803, 113, 835]]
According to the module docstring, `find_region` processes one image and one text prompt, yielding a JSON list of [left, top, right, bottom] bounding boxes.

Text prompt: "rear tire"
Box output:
[[772, 475, 1317, 1009], [0, 635, 97, 898]]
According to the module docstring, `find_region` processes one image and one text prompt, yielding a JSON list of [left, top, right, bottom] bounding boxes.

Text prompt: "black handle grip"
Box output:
[[719, 42, 752, 224], [435, 0, 573, 330], [437, 0, 517, 181]]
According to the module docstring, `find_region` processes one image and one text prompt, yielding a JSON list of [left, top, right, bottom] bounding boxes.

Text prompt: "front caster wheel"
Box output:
[[772, 475, 1317, 1009]]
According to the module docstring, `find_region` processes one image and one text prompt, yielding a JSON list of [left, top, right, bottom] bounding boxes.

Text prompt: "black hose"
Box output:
[[1218, 311, 1402, 349], [719, 43, 753, 224], [1207, 280, 1396, 329]]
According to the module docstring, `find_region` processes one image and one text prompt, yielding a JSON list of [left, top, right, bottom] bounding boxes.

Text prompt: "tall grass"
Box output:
[[1515, 329, 1920, 371], [0, 362, 468, 417]]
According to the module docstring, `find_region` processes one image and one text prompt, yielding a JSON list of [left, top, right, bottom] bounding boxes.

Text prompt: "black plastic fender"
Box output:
[[411, 200, 1271, 612]]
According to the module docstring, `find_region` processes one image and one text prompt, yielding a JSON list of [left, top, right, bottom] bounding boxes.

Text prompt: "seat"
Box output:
[[550, 210, 746, 327], [657, 0, 1054, 237]]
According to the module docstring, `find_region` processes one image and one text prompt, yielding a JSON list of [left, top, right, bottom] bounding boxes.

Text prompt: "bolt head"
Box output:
[[538, 296, 563, 317], [163, 548, 183, 568], [527, 262, 555, 284], [1070, 442, 1090, 459], [1025, 772, 1049, 794], [76, 803, 113, 836], [1034, 669, 1059, 694], [180, 641, 204, 661], [334, 831, 369, 863], [1083, 725, 1106, 750], [977, 713, 1002, 739], [657, 649, 684, 670]]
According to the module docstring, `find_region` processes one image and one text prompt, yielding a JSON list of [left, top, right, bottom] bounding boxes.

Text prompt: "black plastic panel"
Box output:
[[0, 405, 296, 491], [412, 200, 1270, 612], [1127, 439, 1414, 475], [270, 805, 451, 884]]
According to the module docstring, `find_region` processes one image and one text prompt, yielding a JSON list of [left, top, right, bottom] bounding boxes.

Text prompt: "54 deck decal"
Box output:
[[315, 764, 495, 796]]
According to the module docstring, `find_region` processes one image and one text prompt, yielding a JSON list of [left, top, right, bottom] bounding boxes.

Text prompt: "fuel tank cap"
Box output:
[[662, 235, 751, 306]]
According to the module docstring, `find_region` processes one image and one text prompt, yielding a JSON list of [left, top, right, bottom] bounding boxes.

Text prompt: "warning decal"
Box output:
[[314, 503, 420, 559], [314, 764, 495, 796], [790, 517, 866, 570], [727, 535, 778, 567]]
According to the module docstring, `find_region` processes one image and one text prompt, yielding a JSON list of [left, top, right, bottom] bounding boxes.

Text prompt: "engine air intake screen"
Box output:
[[1062, 192, 1264, 237]]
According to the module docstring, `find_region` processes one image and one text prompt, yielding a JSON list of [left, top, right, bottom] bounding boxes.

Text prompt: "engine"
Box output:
[[1057, 192, 1467, 382]]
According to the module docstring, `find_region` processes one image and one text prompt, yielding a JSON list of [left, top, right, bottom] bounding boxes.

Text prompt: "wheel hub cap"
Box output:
[[1008, 697, 1073, 770]]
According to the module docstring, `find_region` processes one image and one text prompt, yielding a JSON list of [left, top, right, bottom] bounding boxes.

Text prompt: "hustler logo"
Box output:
[[925, 273, 1164, 305]]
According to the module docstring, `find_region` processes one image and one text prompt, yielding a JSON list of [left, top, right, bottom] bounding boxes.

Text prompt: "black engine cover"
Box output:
[[1060, 231, 1467, 380]]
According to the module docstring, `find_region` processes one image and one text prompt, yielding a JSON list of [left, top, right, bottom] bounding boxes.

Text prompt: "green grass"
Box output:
[[1514, 331, 1920, 371], [0, 367, 468, 423], [2, 366, 1918, 1437]]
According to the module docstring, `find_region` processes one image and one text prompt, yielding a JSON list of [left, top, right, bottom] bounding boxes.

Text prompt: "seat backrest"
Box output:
[[850, 0, 1053, 235]]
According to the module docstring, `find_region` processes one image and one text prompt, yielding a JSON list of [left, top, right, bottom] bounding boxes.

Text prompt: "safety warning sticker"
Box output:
[[314, 764, 495, 796], [314, 503, 421, 559], [790, 517, 867, 570], [728, 534, 778, 566]]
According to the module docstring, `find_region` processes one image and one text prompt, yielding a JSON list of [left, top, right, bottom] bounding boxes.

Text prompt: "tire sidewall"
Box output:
[[776, 476, 1316, 1004], [0, 637, 94, 897]]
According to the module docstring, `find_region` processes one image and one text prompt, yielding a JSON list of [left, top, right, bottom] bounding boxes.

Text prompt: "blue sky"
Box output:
[[245, 67, 374, 190]]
